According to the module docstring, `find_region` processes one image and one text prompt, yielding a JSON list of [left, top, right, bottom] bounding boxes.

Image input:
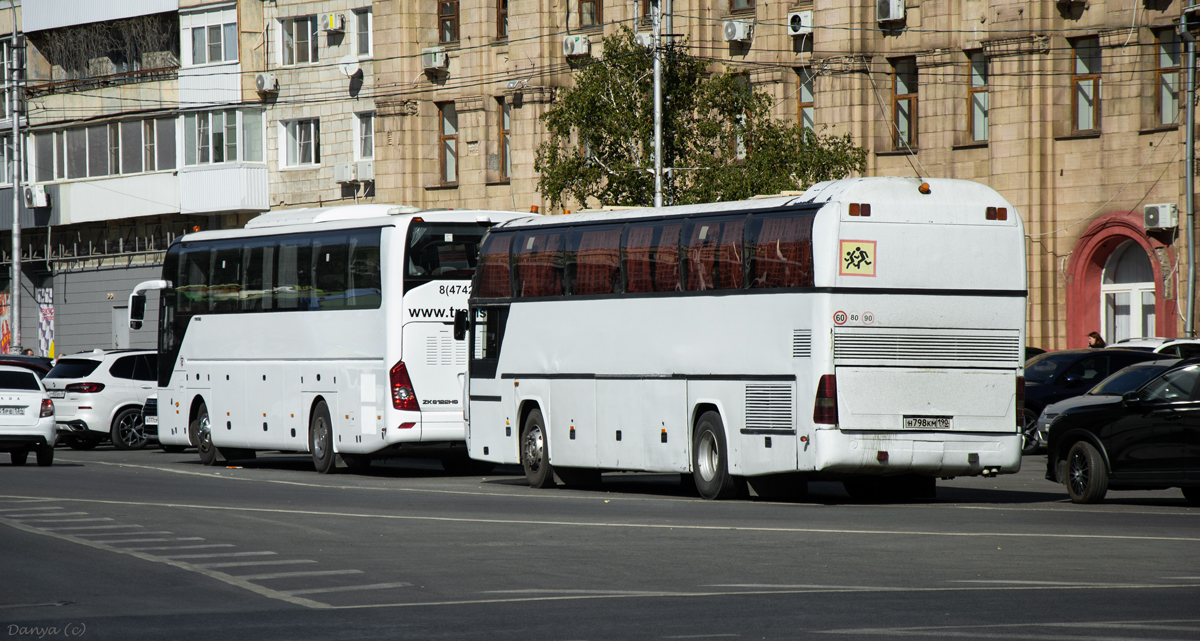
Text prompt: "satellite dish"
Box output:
[[338, 54, 360, 78]]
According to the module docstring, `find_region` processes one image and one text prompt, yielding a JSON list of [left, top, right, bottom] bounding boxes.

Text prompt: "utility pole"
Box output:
[[652, 0, 663, 208], [1182, 4, 1198, 337], [8, 17, 19, 354]]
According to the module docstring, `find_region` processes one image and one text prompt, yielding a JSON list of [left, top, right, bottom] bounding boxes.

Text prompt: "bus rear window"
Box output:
[[406, 223, 486, 287]]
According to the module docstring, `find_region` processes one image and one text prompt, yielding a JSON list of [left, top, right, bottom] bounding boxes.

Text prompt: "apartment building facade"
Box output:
[[369, 0, 1196, 350]]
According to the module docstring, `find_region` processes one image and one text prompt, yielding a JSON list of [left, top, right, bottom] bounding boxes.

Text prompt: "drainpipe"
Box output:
[[8, 13, 19, 354], [1181, 10, 1197, 337]]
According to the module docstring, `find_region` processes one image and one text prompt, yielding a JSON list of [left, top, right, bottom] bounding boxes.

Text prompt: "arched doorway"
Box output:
[[1101, 240, 1156, 342]]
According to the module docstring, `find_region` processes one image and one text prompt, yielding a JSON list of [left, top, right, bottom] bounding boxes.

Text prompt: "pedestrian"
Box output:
[[1087, 331, 1106, 349], [22, 348, 33, 356]]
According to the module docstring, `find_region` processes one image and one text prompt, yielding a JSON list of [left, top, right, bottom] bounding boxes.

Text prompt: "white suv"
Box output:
[[43, 349, 158, 450], [1108, 338, 1200, 359]]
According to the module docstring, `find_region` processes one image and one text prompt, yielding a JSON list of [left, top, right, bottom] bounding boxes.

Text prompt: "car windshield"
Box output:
[[45, 359, 101, 379], [1024, 352, 1080, 384], [1088, 363, 1174, 396], [0, 371, 40, 391]]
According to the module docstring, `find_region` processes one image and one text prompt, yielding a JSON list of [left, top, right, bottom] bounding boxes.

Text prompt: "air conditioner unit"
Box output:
[[356, 160, 375, 182], [563, 34, 591, 57], [254, 72, 278, 93], [321, 13, 345, 32], [1144, 203, 1179, 231], [422, 47, 448, 72], [334, 162, 357, 184], [634, 32, 654, 49], [723, 19, 753, 43], [876, 0, 905, 22], [22, 185, 47, 209], [787, 10, 813, 36]]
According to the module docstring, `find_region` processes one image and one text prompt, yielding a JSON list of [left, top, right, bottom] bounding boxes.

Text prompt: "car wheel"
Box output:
[[110, 407, 147, 451], [67, 435, 99, 451], [692, 411, 744, 500], [10, 449, 28, 466], [1182, 487, 1200, 507], [1021, 409, 1040, 455], [309, 400, 337, 474], [35, 445, 53, 467], [1065, 441, 1108, 504], [159, 444, 188, 454], [520, 408, 554, 488], [192, 403, 221, 467]]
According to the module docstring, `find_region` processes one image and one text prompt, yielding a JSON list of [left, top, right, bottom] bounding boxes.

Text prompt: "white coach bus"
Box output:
[[135, 204, 523, 473], [460, 177, 1026, 500]]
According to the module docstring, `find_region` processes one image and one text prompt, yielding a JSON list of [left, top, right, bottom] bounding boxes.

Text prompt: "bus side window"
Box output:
[[312, 234, 349, 310], [747, 212, 815, 288], [242, 240, 275, 313], [276, 238, 313, 310], [210, 243, 243, 314], [178, 245, 212, 314], [513, 231, 565, 297], [566, 225, 623, 295], [624, 222, 681, 293], [471, 307, 509, 359], [347, 229, 382, 310], [475, 233, 513, 299], [682, 217, 745, 291]]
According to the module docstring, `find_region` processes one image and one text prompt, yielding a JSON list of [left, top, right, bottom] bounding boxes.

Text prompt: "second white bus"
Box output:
[[145, 204, 524, 472], [462, 177, 1026, 499]]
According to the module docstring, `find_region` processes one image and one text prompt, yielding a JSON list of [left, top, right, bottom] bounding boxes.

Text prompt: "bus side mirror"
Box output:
[[453, 309, 470, 340], [129, 294, 147, 330]]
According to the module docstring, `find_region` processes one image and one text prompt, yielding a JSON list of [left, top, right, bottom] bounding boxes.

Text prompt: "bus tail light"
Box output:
[[390, 361, 419, 411], [813, 374, 838, 425], [1015, 376, 1025, 427], [40, 399, 54, 418], [65, 383, 105, 393]]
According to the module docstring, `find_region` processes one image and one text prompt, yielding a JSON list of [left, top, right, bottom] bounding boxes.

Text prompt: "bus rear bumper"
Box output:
[[810, 429, 1021, 477]]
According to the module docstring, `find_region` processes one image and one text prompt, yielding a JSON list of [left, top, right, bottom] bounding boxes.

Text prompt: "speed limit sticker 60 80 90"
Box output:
[[833, 311, 848, 325]]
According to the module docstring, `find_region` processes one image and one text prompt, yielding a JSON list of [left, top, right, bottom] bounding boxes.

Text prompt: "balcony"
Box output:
[[179, 62, 242, 109], [180, 163, 269, 214]]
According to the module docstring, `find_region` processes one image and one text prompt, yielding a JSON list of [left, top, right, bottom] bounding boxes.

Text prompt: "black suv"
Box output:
[[1045, 358, 1200, 504]]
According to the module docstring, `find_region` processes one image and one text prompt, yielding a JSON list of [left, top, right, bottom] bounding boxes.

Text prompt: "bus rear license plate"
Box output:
[[903, 416, 952, 429]]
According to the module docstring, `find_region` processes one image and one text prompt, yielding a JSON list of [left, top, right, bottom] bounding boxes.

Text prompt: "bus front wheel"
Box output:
[[192, 403, 221, 467], [520, 408, 555, 488], [309, 400, 337, 475], [692, 411, 743, 500]]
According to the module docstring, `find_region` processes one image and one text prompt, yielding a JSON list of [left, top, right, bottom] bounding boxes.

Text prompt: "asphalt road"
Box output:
[[2, 444, 1199, 641]]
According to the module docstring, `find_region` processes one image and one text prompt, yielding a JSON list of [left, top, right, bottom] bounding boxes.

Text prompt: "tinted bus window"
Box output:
[[513, 231, 565, 297], [242, 238, 275, 312], [177, 245, 212, 313], [567, 225, 622, 295], [747, 212, 815, 288], [347, 230, 382, 309], [405, 222, 487, 292], [624, 222, 682, 293], [312, 233, 349, 310], [276, 237, 314, 310], [475, 233, 512, 299], [683, 217, 745, 291], [210, 242, 244, 314]]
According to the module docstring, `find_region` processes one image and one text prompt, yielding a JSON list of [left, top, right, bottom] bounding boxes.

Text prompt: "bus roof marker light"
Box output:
[[996, 207, 1008, 221], [531, 205, 539, 214], [877, 451, 888, 462], [986, 207, 997, 220], [918, 182, 931, 194], [861, 204, 870, 217], [849, 203, 859, 216]]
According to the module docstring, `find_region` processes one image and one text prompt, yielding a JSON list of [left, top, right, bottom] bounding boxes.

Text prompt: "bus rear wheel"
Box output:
[[192, 403, 221, 467], [309, 400, 337, 475], [520, 408, 555, 488], [692, 411, 743, 500]]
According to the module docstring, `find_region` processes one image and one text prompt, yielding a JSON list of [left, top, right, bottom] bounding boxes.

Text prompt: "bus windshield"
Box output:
[[405, 222, 487, 291]]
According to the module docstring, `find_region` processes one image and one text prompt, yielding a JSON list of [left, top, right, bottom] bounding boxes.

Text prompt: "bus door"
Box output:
[[466, 305, 512, 462]]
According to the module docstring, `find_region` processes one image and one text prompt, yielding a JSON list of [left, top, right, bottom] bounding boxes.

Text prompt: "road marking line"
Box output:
[[39, 525, 143, 532], [196, 560, 316, 569], [6, 512, 89, 518], [235, 570, 363, 581], [705, 584, 886, 590], [123, 544, 235, 551], [161, 552, 277, 560], [950, 580, 1126, 586], [0, 499, 56, 504], [104, 537, 205, 544], [0, 516, 330, 609], [0, 602, 72, 610], [663, 635, 740, 639], [486, 589, 708, 596], [285, 582, 413, 596], [10, 517, 111, 523], [77, 531, 173, 538], [817, 618, 1200, 637], [0, 507, 64, 513], [1, 494, 1196, 543]]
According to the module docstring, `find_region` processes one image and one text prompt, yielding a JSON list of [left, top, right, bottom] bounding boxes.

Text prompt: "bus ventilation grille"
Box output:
[[745, 385, 794, 431], [427, 331, 467, 367], [832, 329, 1020, 364], [792, 330, 812, 358]]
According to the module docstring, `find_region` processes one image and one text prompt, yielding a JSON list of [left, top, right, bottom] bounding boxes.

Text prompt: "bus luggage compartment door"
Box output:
[[836, 367, 1015, 433]]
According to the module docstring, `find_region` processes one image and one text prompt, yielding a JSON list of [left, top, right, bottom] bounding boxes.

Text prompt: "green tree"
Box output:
[[535, 28, 867, 210]]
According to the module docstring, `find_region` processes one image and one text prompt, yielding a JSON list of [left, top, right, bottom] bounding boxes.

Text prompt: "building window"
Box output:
[[797, 68, 814, 131], [1, 43, 10, 120], [0, 136, 10, 186], [1156, 30, 1180, 127], [283, 119, 320, 167], [968, 51, 988, 142], [498, 0, 508, 38], [892, 57, 917, 149], [355, 8, 372, 57], [439, 103, 458, 184], [186, 9, 237, 66], [32, 118, 176, 182], [580, 0, 601, 28], [185, 111, 241, 165], [1072, 37, 1100, 133], [1102, 240, 1156, 342], [243, 110, 263, 162], [439, 1, 459, 43], [282, 17, 319, 65], [357, 112, 374, 160], [640, 1, 653, 21], [730, 0, 754, 11], [498, 98, 511, 180]]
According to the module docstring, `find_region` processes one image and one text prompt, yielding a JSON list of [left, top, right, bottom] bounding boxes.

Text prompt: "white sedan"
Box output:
[[0, 365, 56, 466]]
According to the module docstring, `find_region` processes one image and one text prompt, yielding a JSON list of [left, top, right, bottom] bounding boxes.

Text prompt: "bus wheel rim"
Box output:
[[314, 418, 328, 459], [524, 426, 543, 472], [198, 415, 212, 451], [698, 431, 718, 482]]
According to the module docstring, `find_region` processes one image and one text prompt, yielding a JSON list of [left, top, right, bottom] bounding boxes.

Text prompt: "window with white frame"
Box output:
[[354, 8, 372, 57], [357, 113, 374, 160], [0, 136, 11, 185], [282, 16, 319, 65], [182, 109, 265, 166], [30, 118, 177, 183], [184, 7, 238, 66], [282, 119, 320, 167]]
